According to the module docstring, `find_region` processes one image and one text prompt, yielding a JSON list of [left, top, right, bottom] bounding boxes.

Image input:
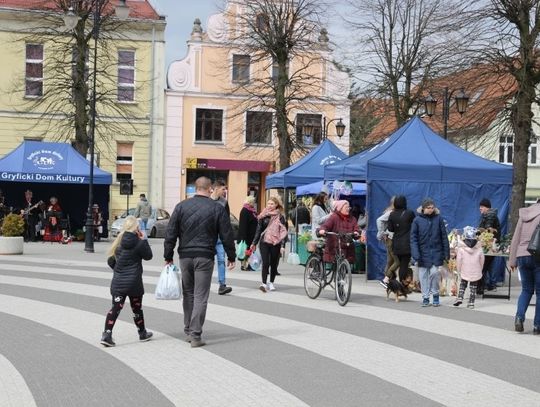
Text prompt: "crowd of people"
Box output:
[[101, 180, 539, 348]]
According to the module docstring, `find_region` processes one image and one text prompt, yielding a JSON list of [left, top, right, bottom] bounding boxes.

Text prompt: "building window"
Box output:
[[530, 136, 538, 164], [118, 50, 135, 102], [196, 109, 223, 142], [272, 57, 289, 82], [296, 114, 322, 146], [499, 136, 513, 164], [116, 142, 133, 181], [246, 111, 272, 144], [25, 43, 43, 97], [255, 13, 269, 32], [232, 54, 250, 83]]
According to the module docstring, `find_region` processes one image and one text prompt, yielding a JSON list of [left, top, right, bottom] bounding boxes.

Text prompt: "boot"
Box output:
[[100, 330, 116, 347], [139, 329, 153, 342]]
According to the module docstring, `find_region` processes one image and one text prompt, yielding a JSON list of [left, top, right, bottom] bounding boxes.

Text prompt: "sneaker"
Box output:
[[218, 285, 232, 295], [185, 335, 192, 343], [259, 283, 267, 293], [139, 330, 153, 342], [515, 317, 524, 333], [432, 294, 440, 307], [100, 330, 116, 347], [467, 303, 475, 309], [379, 280, 388, 289], [453, 299, 463, 307], [421, 298, 430, 307], [268, 282, 276, 291], [533, 327, 539, 335], [191, 338, 206, 348]]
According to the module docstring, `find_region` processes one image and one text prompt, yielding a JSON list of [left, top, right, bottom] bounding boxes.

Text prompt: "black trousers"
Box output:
[[104, 295, 145, 332], [259, 241, 281, 284], [396, 254, 412, 282]]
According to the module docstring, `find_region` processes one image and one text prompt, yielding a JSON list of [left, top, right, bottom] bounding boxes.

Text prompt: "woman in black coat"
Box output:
[[101, 216, 153, 347], [238, 196, 259, 270], [387, 195, 416, 283]]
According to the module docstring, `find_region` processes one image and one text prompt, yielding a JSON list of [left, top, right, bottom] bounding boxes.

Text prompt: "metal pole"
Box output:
[[84, 0, 99, 253], [323, 116, 327, 140], [443, 86, 449, 140]]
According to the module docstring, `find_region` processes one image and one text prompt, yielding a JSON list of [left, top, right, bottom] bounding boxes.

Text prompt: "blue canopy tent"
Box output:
[[324, 117, 513, 280], [266, 139, 347, 189], [296, 180, 367, 196], [0, 141, 112, 234]]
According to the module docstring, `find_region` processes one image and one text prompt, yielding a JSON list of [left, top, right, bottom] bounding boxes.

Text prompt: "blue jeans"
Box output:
[[139, 218, 148, 238], [215, 239, 226, 285], [516, 256, 540, 328], [419, 265, 440, 299]]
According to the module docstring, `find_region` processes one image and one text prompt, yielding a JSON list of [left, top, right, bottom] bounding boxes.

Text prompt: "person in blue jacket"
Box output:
[[410, 198, 450, 307]]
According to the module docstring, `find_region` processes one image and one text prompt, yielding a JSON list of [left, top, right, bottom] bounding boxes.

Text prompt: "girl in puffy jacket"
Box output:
[[100, 215, 153, 347], [454, 226, 485, 309]]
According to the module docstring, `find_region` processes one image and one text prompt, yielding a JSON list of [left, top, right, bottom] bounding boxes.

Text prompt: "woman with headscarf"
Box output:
[[318, 200, 360, 266], [238, 196, 258, 270]]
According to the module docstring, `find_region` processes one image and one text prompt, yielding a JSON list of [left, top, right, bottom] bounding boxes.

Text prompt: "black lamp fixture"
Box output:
[[303, 116, 346, 143], [424, 86, 469, 139], [64, 0, 130, 252]]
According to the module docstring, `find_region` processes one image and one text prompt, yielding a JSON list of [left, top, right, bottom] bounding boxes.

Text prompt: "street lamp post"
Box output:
[[424, 87, 469, 140], [302, 117, 346, 143], [64, 0, 130, 253]]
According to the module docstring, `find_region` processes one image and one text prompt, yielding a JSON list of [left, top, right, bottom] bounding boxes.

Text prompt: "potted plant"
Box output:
[[0, 213, 25, 254]]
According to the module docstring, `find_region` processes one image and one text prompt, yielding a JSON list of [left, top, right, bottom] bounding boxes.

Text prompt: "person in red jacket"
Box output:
[[317, 200, 360, 266]]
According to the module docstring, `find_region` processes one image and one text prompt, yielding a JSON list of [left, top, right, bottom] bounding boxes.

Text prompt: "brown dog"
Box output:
[[386, 271, 413, 302]]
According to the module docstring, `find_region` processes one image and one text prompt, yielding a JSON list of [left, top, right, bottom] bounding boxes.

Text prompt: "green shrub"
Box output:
[[1, 213, 25, 237]]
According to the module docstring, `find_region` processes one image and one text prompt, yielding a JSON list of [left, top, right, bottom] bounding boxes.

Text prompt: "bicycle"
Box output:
[[303, 231, 355, 306]]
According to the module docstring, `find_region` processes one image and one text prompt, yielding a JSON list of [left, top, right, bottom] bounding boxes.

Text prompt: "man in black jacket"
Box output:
[[164, 177, 235, 348], [477, 198, 501, 294]]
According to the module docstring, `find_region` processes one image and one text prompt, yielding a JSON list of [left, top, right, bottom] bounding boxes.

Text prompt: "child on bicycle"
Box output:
[[317, 200, 360, 267]]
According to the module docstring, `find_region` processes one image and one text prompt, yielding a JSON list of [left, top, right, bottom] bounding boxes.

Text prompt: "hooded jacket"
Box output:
[[134, 198, 152, 221], [410, 207, 450, 268], [108, 232, 153, 296], [456, 238, 484, 281], [509, 203, 540, 267]]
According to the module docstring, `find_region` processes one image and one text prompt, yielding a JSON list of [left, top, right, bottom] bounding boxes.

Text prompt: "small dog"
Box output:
[[386, 279, 409, 302], [386, 271, 413, 302]]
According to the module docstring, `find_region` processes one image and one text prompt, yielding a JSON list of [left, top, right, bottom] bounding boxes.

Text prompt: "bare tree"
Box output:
[[222, 0, 347, 170], [7, 0, 148, 158], [468, 0, 540, 228], [345, 0, 474, 128]]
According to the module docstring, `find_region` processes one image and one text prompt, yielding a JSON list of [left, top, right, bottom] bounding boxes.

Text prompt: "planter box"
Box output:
[[0, 236, 24, 255], [297, 238, 310, 265]]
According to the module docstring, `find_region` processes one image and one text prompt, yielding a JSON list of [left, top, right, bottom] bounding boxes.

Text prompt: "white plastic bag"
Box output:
[[248, 250, 262, 271], [155, 264, 181, 300], [287, 252, 300, 265]]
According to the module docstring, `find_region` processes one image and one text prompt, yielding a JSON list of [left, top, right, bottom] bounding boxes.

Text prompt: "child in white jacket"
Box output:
[[454, 226, 485, 308]]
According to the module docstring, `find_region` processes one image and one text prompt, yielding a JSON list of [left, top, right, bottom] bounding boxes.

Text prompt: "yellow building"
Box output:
[[0, 1, 166, 220], [165, 1, 351, 217]]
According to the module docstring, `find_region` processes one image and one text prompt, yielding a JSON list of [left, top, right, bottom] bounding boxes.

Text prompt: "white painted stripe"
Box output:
[[0, 354, 37, 407], [0, 294, 307, 407], [1, 276, 539, 406], [0, 268, 535, 360]]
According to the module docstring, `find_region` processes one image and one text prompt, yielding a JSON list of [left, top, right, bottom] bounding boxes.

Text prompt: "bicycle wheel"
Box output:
[[304, 254, 323, 299], [335, 259, 352, 306]]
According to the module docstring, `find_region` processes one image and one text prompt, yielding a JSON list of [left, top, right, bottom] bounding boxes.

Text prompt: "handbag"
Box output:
[[155, 264, 181, 300], [527, 222, 540, 258]]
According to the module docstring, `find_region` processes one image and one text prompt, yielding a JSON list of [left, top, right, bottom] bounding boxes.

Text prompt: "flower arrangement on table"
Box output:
[[478, 229, 496, 253]]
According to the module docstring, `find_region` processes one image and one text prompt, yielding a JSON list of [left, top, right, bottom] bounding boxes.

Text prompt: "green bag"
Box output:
[[236, 240, 247, 260]]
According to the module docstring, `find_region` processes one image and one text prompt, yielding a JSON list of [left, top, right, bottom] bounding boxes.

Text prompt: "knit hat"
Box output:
[[332, 200, 349, 212], [421, 198, 435, 209], [479, 198, 491, 208]]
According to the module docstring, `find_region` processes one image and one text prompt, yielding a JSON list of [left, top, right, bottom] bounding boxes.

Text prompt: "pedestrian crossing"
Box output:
[[0, 255, 539, 407]]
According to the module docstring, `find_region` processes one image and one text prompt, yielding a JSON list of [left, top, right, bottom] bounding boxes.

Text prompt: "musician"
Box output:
[[92, 204, 103, 241], [21, 189, 40, 242], [46, 196, 63, 237]]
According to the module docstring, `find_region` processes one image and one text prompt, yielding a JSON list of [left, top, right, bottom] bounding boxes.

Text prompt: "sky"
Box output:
[[150, 0, 350, 70]]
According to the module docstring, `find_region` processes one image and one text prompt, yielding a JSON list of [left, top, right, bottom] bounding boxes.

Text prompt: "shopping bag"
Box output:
[[287, 252, 300, 265], [527, 223, 540, 259], [155, 264, 181, 300], [236, 240, 247, 260], [248, 250, 262, 271]]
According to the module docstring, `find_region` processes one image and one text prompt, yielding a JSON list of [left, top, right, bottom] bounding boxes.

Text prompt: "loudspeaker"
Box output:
[[119, 179, 133, 195]]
